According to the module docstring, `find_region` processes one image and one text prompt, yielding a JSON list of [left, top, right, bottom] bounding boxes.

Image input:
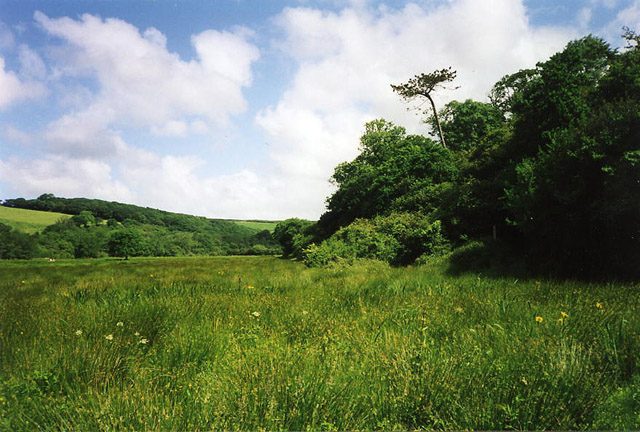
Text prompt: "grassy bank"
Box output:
[[0, 256, 638, 430], [0, 206, 70, 234]]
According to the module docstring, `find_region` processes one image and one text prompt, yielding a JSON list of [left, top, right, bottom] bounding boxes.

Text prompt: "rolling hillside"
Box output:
[[0, 205, 71, 234]]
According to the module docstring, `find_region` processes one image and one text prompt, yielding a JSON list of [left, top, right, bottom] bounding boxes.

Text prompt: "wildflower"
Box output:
[[560, 311, 569, 318], [134, 331, 140, 336], [302, 310, 308, 315], [75, 330, 83, 336], [557, 318, 564, 323], [251, 311, 261, 317], [139, 338, 149, 345], [116, 321, 124, 327], [535, 316, 544, 323], [596, 302, 603, 309], [105, 334, 114, 340], [247, 285, 255, 289]]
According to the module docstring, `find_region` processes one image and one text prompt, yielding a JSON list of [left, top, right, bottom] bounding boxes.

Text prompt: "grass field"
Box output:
[[0, 206, 71, 234], [229, 220, 280, 232], [1, 256, 639, 430]]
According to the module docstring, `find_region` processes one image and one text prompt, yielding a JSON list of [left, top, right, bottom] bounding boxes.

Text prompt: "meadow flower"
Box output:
[[247, 285, 255, 289], [560, 311, 569, 318], [535, 316, 544, 323], [596, 302, 603, 309], [116, 321, 124, 327], [134, 331, 140, 336], [105, 334, 114, 340], [302, 310, 308, 315], [139, 338, 149, 344], [75, 330, 83, 336], [251, 311, 261, 317]]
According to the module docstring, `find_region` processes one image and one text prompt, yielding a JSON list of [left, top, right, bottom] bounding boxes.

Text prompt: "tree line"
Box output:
[[0, 195, 281, 259], [274, 33, 640, 279]]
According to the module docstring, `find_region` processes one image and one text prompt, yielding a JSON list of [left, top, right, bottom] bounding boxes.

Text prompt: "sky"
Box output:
[[0, 0, 638, 220]]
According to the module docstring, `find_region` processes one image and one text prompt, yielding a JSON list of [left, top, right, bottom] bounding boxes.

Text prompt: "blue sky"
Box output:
[[1, 0, 638, 219]]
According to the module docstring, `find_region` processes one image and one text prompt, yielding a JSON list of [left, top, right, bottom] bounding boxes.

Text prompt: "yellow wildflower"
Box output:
[[139, 338, 149, 344], [535, 316, 544, 323], [561, 311, 569, 318], [116, 321, 124, 327], [105, 334, 114, 340], [75, 330, 83, 336], [596, 302, 603, 309], [251, 311, 261, 317], [247, 285, 255, 289]]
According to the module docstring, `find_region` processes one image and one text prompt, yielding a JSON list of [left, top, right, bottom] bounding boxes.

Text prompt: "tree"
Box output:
[[108, 229, 145, 259], [498, 35, 640, 277], [318, 119, 457, 237], [71, 210, 96, 227], [272, 219, 315, 259], [391, 67, 457, 148]]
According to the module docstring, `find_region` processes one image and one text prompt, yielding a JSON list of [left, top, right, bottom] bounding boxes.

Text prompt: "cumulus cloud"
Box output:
[[0, 57, 47, 109], [3, 125, 34, 146], [34, 11, 259, 148], [600, 1, 640, 44], [0, 155, 133, 202], [0, 21, 14, 50], [254, 0, 578, 218]]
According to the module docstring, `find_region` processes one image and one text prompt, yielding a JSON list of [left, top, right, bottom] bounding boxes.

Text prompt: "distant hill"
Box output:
[[0, 194, 282, 259], [0, 205, 71, 234]]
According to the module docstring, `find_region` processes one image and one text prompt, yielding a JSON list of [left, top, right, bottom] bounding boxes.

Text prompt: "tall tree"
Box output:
[[391, 68, 457, 148]]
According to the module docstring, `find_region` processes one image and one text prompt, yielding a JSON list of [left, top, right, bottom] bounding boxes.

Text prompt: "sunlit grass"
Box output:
[[0, 206, 71, 234], [1, 256, 638, 430]]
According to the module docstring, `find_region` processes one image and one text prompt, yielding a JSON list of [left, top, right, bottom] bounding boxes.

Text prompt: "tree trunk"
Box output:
[[427, 94, 447, 148]]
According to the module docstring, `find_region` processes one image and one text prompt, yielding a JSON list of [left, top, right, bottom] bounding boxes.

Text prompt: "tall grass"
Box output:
[[1, 256, 638, 430]]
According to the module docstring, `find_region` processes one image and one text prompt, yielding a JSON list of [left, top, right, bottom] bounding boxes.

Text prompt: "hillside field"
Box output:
[[1, 256, 638, 431], [0, 206, 70, 234]]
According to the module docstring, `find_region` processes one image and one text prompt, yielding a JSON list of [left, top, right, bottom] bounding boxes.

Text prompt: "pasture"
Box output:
[[0, 256, 638, 430], [0, 206, 70, 234]]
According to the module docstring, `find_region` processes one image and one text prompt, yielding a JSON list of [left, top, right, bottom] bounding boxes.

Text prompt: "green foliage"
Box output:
[[500, 35, 640, 277], [0, 223, 37, 259], [108, 230, 145, 259], [318, 119, 457, 236], [318, 33, 640, 278], [1, 196, 281, 259], [305, 212, 448, 266], [272, 218, 315, 258]]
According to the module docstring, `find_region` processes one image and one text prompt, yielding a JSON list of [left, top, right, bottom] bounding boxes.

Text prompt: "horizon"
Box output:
[[1, 0, 638, 220]]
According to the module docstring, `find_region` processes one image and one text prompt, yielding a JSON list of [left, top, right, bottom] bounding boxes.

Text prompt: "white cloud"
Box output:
[[34, 11, 259, 136], [600, 1, 640, 45], [0, 57, 47, 109], [0, 156, 133, 201], [3, 125, 34, 146], [254, 0, 578, 218], [0, 22, 14, 50], [18, 44, 46, 79]]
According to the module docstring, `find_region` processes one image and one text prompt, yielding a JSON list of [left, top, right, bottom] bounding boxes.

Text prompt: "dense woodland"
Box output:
[[274, 33, 640, 279], [0, 195, 280, 259]]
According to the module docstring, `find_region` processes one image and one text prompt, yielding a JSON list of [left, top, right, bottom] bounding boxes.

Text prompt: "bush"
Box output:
[[304, 213, 448, 267]]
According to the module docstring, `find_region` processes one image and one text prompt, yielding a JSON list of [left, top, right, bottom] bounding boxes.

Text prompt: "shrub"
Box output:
[[304, 213, 448, 267]]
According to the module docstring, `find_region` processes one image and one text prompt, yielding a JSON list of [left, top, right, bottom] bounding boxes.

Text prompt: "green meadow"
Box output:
[[0, 206, 70, 234], [231, 220, 280, 233], [1, 256, 638, 431]]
